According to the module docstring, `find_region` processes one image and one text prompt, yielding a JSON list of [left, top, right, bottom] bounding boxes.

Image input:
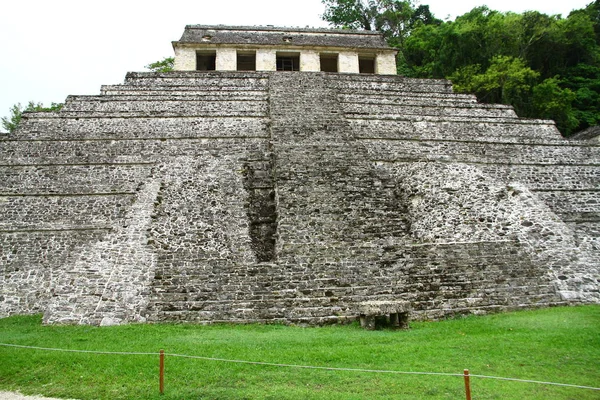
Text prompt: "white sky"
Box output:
[[0, 0, 592, 129]]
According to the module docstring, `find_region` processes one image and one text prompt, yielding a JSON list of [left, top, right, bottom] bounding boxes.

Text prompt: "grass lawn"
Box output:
[[0, 305, 599, 399]]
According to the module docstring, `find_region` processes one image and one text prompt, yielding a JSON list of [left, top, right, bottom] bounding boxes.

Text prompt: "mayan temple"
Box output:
[[1, 25, 598, 326]]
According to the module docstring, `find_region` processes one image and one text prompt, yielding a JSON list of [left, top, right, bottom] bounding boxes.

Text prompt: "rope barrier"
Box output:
[[0, 343, 156, 356], [167, 352, 463, 377], [1, 342, 598, 391], [467, 373, 600, 391]]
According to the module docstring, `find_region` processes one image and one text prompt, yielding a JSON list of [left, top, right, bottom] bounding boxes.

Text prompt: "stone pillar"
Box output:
[[173, 47, 196, 71], [376, 52, 397, 75], [216, 48, 237, 71], [360, 315, 376, 330], [256, 49, 277, 71], [338, 51, 359, 74], [300, 50, 320, 72]]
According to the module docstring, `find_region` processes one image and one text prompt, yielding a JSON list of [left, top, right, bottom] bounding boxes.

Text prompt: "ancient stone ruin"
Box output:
[[1, 25, 598, 326]]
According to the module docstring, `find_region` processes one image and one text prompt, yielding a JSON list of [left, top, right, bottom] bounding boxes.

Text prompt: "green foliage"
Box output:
[[321, 0, 377, 30], [0, 306, 599, 399], [1, 101, 63, 134], [560, 63, 600, 133], [145, 57, 175, 73], [450, 56, 539, 115], [398, 2, 600, 136], [533, 78, 579, 134], [321, 0, 440, 47]]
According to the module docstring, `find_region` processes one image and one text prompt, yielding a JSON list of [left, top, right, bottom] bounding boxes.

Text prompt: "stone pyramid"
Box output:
[[1, 70, 598, 325]]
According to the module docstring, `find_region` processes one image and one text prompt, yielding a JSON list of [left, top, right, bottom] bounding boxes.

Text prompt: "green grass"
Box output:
[[1, 306, 599, 399]]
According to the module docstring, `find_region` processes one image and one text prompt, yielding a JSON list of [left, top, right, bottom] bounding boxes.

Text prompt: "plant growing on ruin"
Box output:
[[145, 57, 175, 72], [1, 101, 63, 134]]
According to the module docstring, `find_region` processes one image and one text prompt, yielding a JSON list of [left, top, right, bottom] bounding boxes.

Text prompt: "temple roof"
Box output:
[[175, 25, 392, 50]]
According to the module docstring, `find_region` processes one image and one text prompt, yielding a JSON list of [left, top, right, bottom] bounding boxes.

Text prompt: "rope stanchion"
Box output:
[[159, 349, 165, 395], [464, 369, 472, 400]]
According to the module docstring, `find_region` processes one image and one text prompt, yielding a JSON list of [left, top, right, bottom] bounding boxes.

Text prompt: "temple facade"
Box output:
[[172, 25, 398, 75]]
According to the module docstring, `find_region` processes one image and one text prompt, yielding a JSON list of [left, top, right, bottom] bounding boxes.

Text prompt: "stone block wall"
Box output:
[[1, 71, 598, 325]]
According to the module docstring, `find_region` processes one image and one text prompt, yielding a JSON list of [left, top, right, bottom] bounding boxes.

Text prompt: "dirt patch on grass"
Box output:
[[0, 392, 77, 400]]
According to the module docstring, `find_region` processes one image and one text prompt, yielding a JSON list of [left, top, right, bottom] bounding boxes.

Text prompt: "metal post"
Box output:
[[464, 369, 472, 400], [159, 349, 165, 395]]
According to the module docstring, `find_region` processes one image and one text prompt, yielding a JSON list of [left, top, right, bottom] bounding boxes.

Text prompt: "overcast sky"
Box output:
[[0, 0, 592, 129]]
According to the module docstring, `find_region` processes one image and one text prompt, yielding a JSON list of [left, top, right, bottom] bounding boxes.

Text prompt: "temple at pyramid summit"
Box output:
[[0, 25, 598, 326]]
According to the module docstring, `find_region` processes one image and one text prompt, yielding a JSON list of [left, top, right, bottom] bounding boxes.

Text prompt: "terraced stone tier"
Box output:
[[122, 71, 270, 87], [0, 139, 269, 165], [362, 139, 599, 165], [0, 194, 132, 230], [339, 92, 478, 105], [348, 118, 563, 142], [0, 164, 151, 194], [15, 116, 270, 140], [101, 86, 268, 95], [327, 74, 453, 93], [61, 98, 268, 116], [343, 102, 518, 118], [478, 165, 600, 191]]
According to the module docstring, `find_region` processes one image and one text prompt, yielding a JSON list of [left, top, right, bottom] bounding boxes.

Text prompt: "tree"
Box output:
[[145, 57, 174, 72], [321, 0, 439, 47], [560, 63, 600, 133], [322, 0, 376, 30], [532, 77, 579, 134], [410, 4, 441, 27], [402, 3, 600, 135], [1, 101, 63, 134], [449, 56, 539, 115]]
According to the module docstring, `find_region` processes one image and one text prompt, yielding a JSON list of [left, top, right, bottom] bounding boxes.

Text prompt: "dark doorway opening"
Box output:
[[237, 51, 256, 71], [197, 51, 216, 71], [359, 55, 375, 74], [276, 52, 300, 71], [320, 53, 338, 72]]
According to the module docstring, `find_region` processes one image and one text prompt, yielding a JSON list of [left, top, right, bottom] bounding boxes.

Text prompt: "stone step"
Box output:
[[534, 190, 600, 216], [123, 71, 270, 87], [339, 91, 477, 103], [15, 115, 270, 140], [363, 138, 600, 166], [101, 85, 267, 96], [328, 80, 453, 94], [0, 193, 131, 230], [0, 139, 268, 165], [557, 211, 600, 223], [339, 93, 478, 107], [68, 93, 268, 102], [326, 74, 453, 94], [0, 164, 151, 194], [348, 119, 565, 143], [478, 164, 600, 191], [343, 102, 517, 119], [59, 101, 268, 116]]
